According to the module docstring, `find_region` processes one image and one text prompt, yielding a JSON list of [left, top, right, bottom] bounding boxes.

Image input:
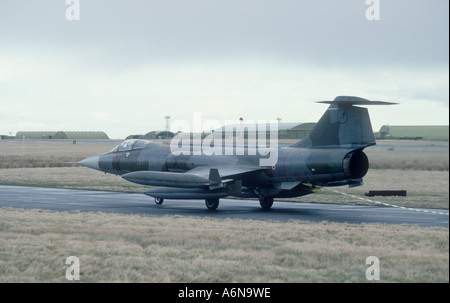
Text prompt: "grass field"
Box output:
[[0, 207, 448, 283], [0, 139, 448, 282]]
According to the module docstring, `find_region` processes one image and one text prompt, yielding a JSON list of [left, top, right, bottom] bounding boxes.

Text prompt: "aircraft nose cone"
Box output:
[[78, 155, 100, 171]]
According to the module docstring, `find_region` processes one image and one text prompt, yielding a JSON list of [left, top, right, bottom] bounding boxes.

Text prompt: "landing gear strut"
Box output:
[[205, 198, 219, 210], [259, 197, 274, 209]]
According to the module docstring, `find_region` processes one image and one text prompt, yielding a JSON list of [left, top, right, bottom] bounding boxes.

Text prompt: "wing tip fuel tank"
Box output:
[[122, 170, 222, 188]]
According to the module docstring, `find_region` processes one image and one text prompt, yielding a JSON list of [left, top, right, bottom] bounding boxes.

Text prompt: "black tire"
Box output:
[[155, 198, 164, 205], [205, 198, 219, 210], [259, 197, 274, 209]]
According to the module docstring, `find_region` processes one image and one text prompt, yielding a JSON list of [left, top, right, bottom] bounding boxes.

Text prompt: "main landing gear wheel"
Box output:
[[154, 198, 164, 205], [205, 198, 219, 210], [259, 197, 274, 209]]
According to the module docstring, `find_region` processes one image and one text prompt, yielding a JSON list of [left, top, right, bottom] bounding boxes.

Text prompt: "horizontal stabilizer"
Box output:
[[297, 96, 398, 148], [316, 96, 398, 106]]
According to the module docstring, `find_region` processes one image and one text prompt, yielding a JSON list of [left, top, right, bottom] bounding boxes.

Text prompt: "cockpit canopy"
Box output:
[[108, 139, 153, 153]]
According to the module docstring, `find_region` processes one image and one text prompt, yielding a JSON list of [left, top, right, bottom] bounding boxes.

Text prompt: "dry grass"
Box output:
[[0, 140, 116, 169], [289, 169, 449, 210], [0, 207, 447, 282], [0, 167, 148, 193], [365, 148, 449, 171]]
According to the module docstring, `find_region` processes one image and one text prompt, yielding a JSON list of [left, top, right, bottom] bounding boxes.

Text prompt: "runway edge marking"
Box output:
[[324, 188, 449, 216]]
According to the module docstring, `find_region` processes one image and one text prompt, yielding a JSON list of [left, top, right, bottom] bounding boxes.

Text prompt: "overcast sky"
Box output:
[[0, 0, 448, 139]]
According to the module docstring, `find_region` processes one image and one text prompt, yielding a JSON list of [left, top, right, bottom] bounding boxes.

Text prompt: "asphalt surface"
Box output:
[[0, 185, 448, 228]]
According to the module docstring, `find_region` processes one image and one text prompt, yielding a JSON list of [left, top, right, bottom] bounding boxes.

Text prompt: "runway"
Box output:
[[0, 185, 448, 228]]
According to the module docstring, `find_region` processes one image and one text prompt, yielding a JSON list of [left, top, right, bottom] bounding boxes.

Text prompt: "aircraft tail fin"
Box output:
[[296, 96, 397, 148]]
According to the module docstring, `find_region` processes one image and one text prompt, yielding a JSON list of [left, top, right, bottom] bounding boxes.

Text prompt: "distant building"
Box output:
[[283, 123, 317, 139], [125, 123, 315, 141], [0, 135, 15, 140], [15, 131, 109, 140], [212, 122, 316, 140], [376, 125, 449, 141], [126, 131, 175, 140]]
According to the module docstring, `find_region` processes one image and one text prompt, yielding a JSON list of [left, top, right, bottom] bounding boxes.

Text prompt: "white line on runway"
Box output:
[[325, 188, 449, 216]]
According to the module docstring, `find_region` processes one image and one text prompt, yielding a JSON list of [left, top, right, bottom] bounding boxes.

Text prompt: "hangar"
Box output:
[[281, 122, 317, 139], [377, 125, 449, 141], [125, 123, 316, 141], [212, 122, 317, 140], [126, 131, 175, 140], [15, 131, 109, 140]]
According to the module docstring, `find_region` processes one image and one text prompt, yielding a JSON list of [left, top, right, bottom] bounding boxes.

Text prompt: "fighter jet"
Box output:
[[78, 96, 396, 210]]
